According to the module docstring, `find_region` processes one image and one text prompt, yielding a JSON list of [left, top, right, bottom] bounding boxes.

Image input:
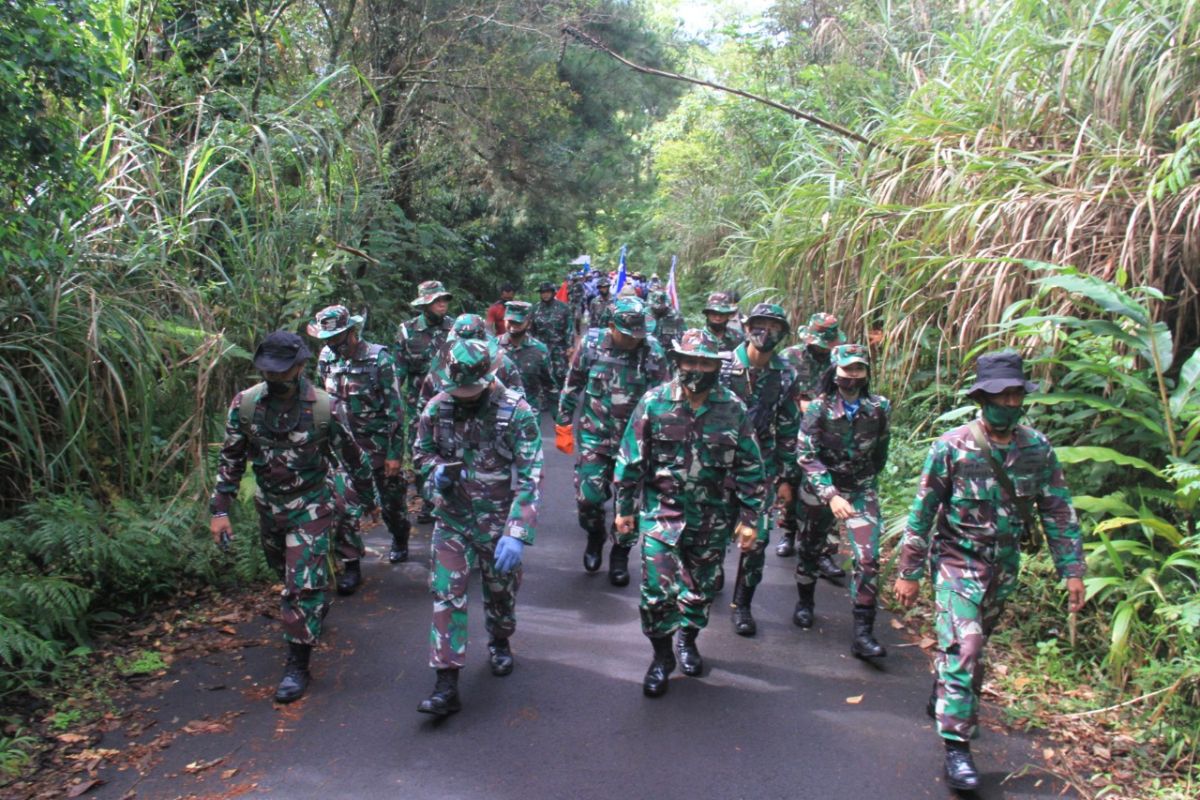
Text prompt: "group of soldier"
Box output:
[[210, 271, 1086, 791]]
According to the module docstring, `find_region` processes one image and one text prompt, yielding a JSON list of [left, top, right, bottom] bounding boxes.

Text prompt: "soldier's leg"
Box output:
[[677, 539, 724, 676], [329, 469, 365, 564], [279, 515, 333, 645], [256, 504, 286, 581], [428, 521, 476, 670], [933, 585, 991, 742], [639, 536, 680, 697], [845, 489, 883, 608], [374, 457, 412, 563], [478, 534, 521, 676], [575, 447, 612, 573], [775, 489, 797, 557], [732, 486, 774, 636], [793, 495, 832, 628]]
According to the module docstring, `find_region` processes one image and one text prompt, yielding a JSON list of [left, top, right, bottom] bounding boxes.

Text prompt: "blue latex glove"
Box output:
[[431, 464, 455, 492], [494, 536, 524, 574]]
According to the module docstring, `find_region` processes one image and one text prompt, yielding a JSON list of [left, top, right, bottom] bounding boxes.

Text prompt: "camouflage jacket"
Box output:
[[530, 298, 574, 349], [413, 382, 543, 542], [795, 391, 891, 498], [556, 328, 670, 454], [420, 349, 524, 408], [897, 418, 1085, 582], [315, 340, 404, 460], [720, 343, 803, 480], [648, 310, 685, 352], [614, 380, 765, 546], [498, 332, 554, 406], [394, 313, 454, 407], [781, 338, 827, 401], [708, 325, 744, 354], [210, 379, 376, 521], [588, 296, 614, 329]]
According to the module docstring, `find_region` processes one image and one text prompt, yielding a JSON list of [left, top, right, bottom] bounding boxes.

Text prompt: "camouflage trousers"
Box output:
[[574, 445, 638, 548], [933, 555, 1019, 741], [332, 454, 408, 561], [735, 482, 777, 589], [796, 487, 881, 607], [782, 483, 839, 559], [546, 343, 568, 391], [256, 505, 333, 645], [640, 531, 728, 637], [428, 523, 521, 669]]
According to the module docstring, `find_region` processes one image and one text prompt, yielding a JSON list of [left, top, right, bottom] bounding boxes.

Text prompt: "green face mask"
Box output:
[[982, 402, 1024, 430]]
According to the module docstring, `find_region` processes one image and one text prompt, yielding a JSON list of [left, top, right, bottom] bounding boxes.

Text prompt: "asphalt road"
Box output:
[[91, 417, 1070, 800]]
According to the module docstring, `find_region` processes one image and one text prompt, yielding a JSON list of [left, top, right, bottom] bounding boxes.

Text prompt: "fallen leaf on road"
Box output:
[[67, 780, 104, 797], [56, 733, 89, 744], [846, 695, 863, 704], [219, 626, 238, 635], [918, 637, 936, 650], [890, 618, 905, 630], [1093, 745, 1111, 759], [182, 719, 231, 735], [184, 757, 225, 773], [993, 663, 1008, 676], [221, 769, 239, 779], [1013, 676, 1032, 690], [1043, 747, 1055, 760]]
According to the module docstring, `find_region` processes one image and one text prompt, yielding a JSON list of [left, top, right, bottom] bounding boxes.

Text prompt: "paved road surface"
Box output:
[[93, 417, 1069, 800]]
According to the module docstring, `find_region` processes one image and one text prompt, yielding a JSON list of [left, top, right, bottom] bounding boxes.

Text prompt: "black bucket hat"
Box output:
[[253, 331, 311, 372], [966, 351, 1039, 398]]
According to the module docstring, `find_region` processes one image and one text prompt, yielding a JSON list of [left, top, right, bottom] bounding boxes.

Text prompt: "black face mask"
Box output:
[[266, 377, 300, 398], [835, 376, 866, 392], [425, 311, 445, 325], [707, 321, 727, 334], [652, 306, 668, 318], [452, 391, 487, 413], [680, 369, 718, 393], [749, 327, 784, 352], [808, 345, 830, 362]]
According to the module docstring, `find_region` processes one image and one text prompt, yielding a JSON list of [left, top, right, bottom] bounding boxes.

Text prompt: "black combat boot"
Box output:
[[388, 520, 411, 564], [581, 515, 605, 573], [336, 559, 362, 595], [793, 582, 815, 628], [608, 544, 631, 587], [417, 668, 461, 716], [927, 676, 938, 719], [676, 627, 704, 676], [730, 583, 757, 637], [274, 642, 312, 704], [643, 636, 676, 697], [416, 500, 435, 524], [775, 530, 795, 557], [712, 563, 725, 593], [817, 552, 846, 579], [851, 604, 887, 659], [944, 740, 980, 791], [488, 638, 514, 677]]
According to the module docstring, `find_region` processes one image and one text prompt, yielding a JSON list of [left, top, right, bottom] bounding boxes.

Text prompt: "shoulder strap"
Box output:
[[313, 388, 332, 436], [968, 420, 1041, 550], [239, 382, 268, 434]]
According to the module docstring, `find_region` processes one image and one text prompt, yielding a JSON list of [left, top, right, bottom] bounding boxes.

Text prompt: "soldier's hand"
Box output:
[[384, 459, 402, 478], [829, 495, 855, 520], [734, 522, 757, 552], [614, 515, 636, 535], [210, 515, 233, 549], [776, 481, 794, 505], [1066, 577, 1085, 613], [893, 578, 920, 609]]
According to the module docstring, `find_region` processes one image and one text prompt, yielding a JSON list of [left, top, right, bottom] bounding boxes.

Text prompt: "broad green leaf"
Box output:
[[1073, 494, 1138, 517], [935, 404, 977, 423], [1055, 446, 1163, 478], [1026, 393, 1163, 437], [1110, 601, 1134, 662], [1169, 348, 1200, 416], [1137, 321, 1174, 373], [1027, 266, 1149, 325]]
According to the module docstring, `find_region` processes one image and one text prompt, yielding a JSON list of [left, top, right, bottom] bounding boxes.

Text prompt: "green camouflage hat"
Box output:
[[435, 338, 497, 395], [831, 343, 869, 367], [670, 328, 724, 361], [611, 296, 648, 337], [649, 290, 670, 309], [703, 291, 738, 315], [806, 312, 844, 347], [306, 304, 363, 339], [504, 300, 532, 323], [412, 280, 452, 307], [450, 313, 488, 341], [746, 302, 790, 333]]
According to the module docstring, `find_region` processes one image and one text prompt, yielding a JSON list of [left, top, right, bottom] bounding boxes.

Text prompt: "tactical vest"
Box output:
[[811, 394, 887, 485], [320, 342, 386, 402], [237, 383, 333, 496], [400, 317, 452, 377], [434, 387, 522, 464]]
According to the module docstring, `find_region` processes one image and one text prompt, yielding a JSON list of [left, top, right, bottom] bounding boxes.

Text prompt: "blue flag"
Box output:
[[614, 245, 628, 294]]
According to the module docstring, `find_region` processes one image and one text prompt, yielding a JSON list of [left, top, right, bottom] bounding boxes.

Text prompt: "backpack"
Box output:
[[239, 382, 332, 446]]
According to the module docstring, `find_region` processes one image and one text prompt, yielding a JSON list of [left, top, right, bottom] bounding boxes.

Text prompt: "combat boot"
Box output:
[[730, 583, 757, 637], [793, 582, 815, 628], [336, 559, 362, 595], [713, 563, 725, 593], [775, 531, 795, 557], [927, 676, 938, 720], [417, 668, 461, 716], [944, 741, 980, 791], [388, 520, 411, 564], [817, 552, 846, 579], [581, 513, 605, 573], [851, 605, 887, 659], [416, 500, 435, 525], [274, 642, 312, 704], [676, 627, 704, 676], [608, 544, 631, 587], [643, 636, 676, 697], [488, 638, 514, 677]]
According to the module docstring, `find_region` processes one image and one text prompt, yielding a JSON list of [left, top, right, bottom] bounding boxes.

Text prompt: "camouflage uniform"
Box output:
[[413, 344, 542, 672], [898, 417, 1083, 742], [614, 334, 765, 638], [418, 313, 524, 407], [212, 378, 376, 645], [702, 291, 744, 352], [498, 301, 554, 413], [557, 297, 669, 575], [530, 286, 574, 389], [587, 292, 614, 330], [647, 290, 685, 353], [395, 281, 455, 448]]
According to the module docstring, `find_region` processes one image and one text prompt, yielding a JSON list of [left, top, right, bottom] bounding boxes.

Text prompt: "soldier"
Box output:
[[209, 331, 377, 703], [613, 329, 764, 697], [702, 291, 743, 352], [412, 338, 543, 717], [556, 296, 670, 585], [720, 303, 803, 636], [586, 276, 614, 329], [531, 280, 574, 391], [419, 313, 523, 407], [793, 344, 891, 660], [646, 289, 684, 353], [395, 280, 456, 523], [498, 301, 554, 413], [776, 312, 847, 580], [892, 351, 1085, 790], [308, 305, 409, 583]]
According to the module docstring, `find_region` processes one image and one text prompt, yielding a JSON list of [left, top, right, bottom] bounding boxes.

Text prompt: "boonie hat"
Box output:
[[253, 331, 311, 372], [412, 280, 452, 307], [306, 304, 363, 340], [966, 351, 1039, 397], [612, 297, 648, 338]]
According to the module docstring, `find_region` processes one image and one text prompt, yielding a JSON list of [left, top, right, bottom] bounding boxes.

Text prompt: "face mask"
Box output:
[[982, 402, 1024, 430], [265, 377, 299, 398], [508, 325, 526, 338], [749, 327, 783, 352], [808, 345, 830, 361], [679, 369, 718, 393], [707, 321, 727, 334], [453, 391, 487, 411], [425, 310, 445, 324], [835, 375, 866, 392], [652, 306, 667, 318]]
